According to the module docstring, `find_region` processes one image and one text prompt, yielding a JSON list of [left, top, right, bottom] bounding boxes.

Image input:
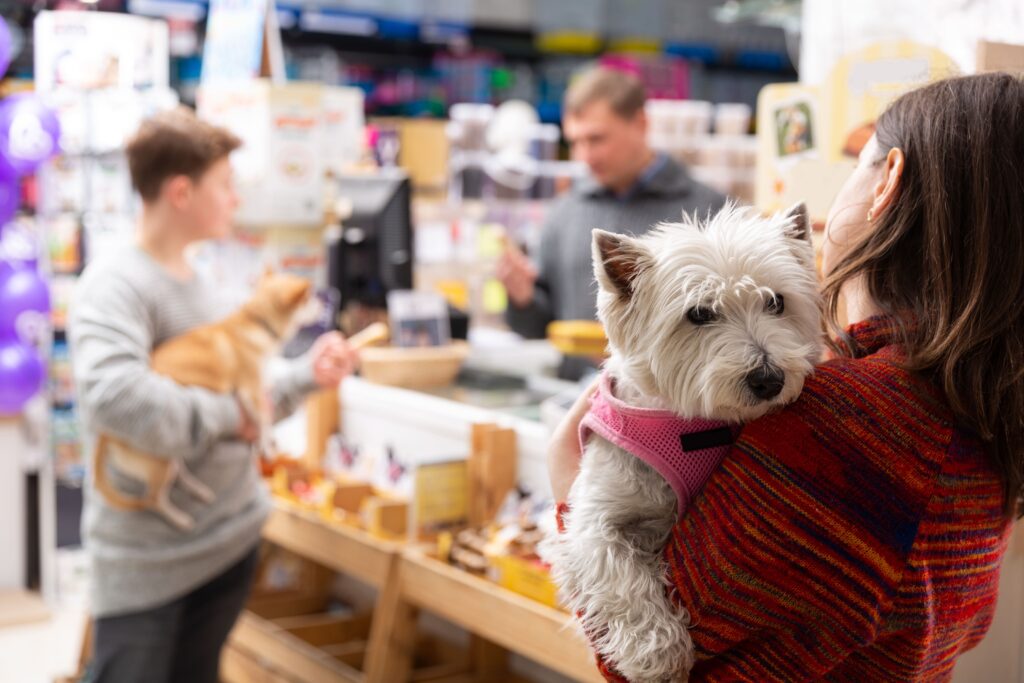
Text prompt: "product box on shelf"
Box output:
[[322, 86, 365, 176], [198, 81, 325, 227], [198, 81, 365, 227]]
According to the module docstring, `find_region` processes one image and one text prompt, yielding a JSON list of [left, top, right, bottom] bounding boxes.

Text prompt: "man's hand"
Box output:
[[496, 240, 538, 308]]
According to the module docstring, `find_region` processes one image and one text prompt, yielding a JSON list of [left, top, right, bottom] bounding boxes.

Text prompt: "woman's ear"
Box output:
[[870, 147, 905, 219]]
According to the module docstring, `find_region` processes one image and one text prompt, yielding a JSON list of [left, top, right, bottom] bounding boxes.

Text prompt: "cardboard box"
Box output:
[[488, 554, 560, 608], [976, 40, 1024, 74]]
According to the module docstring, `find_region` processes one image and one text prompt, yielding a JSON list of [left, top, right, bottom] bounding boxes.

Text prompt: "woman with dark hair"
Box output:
[[547, 72, 1024, 681]]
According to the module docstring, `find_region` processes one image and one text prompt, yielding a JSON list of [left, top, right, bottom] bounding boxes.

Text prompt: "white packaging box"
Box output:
[[339, 376, 553, 500], [322, 86, 365, 176], [198, 80, 327, 227]]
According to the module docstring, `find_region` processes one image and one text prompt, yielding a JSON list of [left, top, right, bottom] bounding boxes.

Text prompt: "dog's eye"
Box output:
[[686, 306, 718, 326], [766, 294, 785, 315]]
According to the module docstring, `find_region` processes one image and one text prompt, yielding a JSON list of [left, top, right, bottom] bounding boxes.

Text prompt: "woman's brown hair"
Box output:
[[823, 72, 1024, 519]]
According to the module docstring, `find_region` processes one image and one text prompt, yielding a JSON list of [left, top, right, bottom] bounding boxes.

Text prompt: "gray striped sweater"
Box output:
[[69, 245, 317, 617]]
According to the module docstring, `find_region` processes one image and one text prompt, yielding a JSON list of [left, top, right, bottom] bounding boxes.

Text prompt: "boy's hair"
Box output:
[[564, 67, 647, 120], [126, 108, 241, 202]]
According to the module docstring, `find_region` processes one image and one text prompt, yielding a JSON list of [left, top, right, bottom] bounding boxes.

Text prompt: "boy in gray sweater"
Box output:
[[69, 109, 357, 683]]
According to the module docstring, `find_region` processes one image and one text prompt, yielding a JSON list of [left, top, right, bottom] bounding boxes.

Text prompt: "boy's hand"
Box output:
[[310, 331, 357, 389], [235, 397, 260, 443]]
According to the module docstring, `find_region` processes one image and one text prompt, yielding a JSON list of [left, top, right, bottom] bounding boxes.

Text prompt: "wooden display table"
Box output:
[[226, 499, 602, 683], [382, 550, 603, 683]]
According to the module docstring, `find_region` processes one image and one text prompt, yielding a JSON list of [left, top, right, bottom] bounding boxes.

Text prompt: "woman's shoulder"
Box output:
[[734, 346, 958, 525], [754, 346, 953, 448]]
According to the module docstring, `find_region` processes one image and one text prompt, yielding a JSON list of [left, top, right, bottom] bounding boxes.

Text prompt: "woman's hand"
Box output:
[[548, 377, 600, 503], [309, 331, 358, 389]]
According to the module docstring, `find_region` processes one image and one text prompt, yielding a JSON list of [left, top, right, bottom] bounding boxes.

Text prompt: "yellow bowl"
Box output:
[[547, 320, 608, 357]]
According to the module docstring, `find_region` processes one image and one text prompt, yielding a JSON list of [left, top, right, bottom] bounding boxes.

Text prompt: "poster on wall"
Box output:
[[201, 0, 285, 84], [33, 11, 169, 94]]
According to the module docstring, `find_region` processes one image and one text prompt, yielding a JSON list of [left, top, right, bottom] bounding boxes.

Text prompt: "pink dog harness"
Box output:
[[580, 373, 739, 520]]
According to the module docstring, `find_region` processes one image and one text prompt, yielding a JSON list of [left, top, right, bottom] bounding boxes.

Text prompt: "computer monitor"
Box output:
[[326, 170, 414, 312]]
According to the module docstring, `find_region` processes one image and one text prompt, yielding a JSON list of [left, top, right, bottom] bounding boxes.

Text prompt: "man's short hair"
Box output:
[[564, 67, 647, 119], [126, 107, 241, 202]]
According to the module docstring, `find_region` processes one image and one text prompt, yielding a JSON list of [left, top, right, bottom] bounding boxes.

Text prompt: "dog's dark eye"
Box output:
[[686, 306, 718, 326], [766, 294, 785, 315]]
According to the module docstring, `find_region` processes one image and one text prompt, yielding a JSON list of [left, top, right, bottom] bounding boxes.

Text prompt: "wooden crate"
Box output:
[[228, 592, 368, 683], [228, 595, 473, 683]]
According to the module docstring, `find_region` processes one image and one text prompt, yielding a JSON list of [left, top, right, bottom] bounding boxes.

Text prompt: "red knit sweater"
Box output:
[[573, 317, 1012, 682]]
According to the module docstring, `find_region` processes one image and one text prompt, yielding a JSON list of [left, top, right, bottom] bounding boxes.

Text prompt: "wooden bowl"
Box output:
[[359, 342, 470, 389]]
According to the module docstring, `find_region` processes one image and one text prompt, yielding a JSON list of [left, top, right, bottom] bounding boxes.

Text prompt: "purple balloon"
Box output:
[[0, 155, 19, 224], [0, 94, 61, 175], [0, 220, 37, 269], [0, 265, 50, 342], [0, 337, 45, 415], [0, 19, 10, 79]]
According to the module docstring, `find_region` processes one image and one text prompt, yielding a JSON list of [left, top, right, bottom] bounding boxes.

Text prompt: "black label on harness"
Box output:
[[680, 427, 734, 452]]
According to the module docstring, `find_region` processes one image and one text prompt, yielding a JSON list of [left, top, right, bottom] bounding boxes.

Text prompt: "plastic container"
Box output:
[[547, 320, 608, 357], [715, 103, 753, 136]]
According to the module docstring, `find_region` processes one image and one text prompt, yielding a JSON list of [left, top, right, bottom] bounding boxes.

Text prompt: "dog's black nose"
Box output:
[[746, 366, 785, 400]]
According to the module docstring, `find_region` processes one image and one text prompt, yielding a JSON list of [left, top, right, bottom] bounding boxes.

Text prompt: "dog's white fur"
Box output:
[[540, 203, 822, 682]]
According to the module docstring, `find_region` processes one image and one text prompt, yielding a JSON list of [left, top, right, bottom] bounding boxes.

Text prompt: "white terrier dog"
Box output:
[[540, 203, 822, 682]]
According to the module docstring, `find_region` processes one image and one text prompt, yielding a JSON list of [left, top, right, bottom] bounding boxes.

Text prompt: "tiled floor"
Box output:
[[0, 547, 89, 683], [0, 603, 87, 682]]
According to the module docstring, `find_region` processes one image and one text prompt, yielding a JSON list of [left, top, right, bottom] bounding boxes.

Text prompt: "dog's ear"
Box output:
[[592, 230, 651, 298], [782, 202, 811, 243], [285, 279, 311, 307], [273, 277, 311, 310]]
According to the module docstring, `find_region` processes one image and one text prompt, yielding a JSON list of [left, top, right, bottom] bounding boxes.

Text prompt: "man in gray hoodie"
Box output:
[[498, 68, 725, 379]]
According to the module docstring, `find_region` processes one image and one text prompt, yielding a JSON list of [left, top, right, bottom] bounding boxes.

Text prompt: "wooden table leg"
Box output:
[[470, 635, 509, 680], [364, 555, 418, 683]]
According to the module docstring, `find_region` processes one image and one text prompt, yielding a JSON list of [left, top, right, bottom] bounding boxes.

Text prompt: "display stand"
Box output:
[[226, 498, 603, 683]]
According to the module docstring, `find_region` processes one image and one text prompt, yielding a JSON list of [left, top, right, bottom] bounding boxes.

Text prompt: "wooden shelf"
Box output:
[[246, 498, 603, 683], [262, 500, 398, 589], [397, 551, 603, 683]]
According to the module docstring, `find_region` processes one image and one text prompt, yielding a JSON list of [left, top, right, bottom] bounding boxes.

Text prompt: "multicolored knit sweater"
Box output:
[[574, 317, 1013, 682]]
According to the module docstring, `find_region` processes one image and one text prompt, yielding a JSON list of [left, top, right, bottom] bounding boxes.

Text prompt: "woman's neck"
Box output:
[[841, 275, 883, 325]]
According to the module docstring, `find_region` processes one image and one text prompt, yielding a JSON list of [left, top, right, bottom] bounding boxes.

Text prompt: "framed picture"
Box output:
[[387, 290, 450, 348], [773, 101, 815, 158]]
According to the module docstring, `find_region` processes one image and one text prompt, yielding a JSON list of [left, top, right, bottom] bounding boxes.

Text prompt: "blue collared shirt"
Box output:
[[617, 152, 670, 201], [579, 152, 673, 202]]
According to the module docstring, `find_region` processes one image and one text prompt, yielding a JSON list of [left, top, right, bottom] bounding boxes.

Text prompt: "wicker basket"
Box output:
[[359, 342, 470, 389]]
